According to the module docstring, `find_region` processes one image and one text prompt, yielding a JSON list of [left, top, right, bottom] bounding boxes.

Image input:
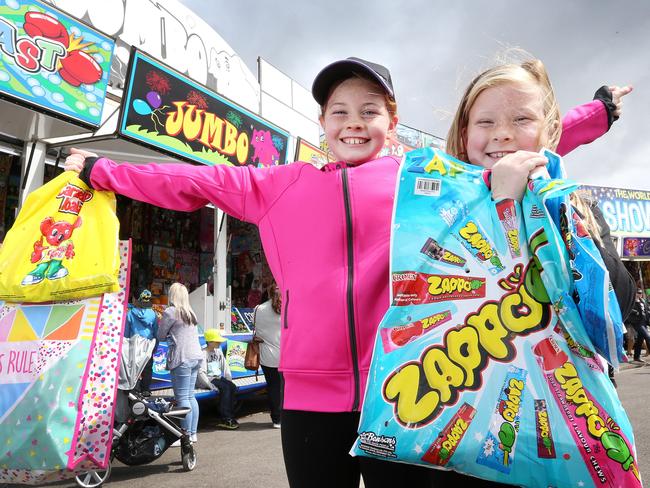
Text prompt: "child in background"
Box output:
[[65, 56, 619, 488], [197, 329, 239, 430], [125, 288, 158, 396]]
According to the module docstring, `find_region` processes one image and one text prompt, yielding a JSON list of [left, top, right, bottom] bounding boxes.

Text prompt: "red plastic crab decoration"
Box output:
[[23, 11, 102, 87]]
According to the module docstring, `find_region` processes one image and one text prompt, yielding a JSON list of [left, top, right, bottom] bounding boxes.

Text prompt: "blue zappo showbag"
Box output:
[[351, 148, 639, 487]]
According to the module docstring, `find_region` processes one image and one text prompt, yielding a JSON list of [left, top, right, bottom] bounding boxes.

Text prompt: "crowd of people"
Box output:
[[123, 280, 283, 440], [66, 51, 638, 487]]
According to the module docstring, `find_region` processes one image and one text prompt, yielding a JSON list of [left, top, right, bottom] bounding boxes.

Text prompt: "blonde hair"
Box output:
[[321, 71, 398, 118], [168, 283, 198, 326], [446, 58, 561, 162], [570, 192, 603, 246]]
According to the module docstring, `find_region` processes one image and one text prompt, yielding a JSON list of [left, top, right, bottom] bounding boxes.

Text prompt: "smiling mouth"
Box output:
[[341, 137, 369, 145], [486, 151, 514, 159]]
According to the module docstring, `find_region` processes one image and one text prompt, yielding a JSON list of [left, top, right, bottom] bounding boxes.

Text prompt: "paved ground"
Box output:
[[5, 363, 650, 488]]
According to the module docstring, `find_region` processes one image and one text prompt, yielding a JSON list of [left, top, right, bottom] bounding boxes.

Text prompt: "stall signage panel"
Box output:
[[380, 124, 446, 159], [295, 137, 330, 167], [579, 185, 650, 238], [119, 49, 289, 167], [622, 237, 650, 258], [0, 0, 114, 127]]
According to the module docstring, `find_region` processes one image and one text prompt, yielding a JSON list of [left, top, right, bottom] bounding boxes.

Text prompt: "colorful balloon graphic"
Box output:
[[132, 99, 152, 115], [146, 91, 162, 109]]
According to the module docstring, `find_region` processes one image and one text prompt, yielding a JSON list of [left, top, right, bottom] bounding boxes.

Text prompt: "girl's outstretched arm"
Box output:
[[556, 85, 633, 156], [64, 148, 299, 224]]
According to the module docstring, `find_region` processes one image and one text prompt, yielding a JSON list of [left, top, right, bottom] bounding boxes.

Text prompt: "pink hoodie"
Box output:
[[85, 101, 607, 412]]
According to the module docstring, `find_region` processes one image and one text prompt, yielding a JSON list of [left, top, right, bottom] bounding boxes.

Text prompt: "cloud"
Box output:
[[180, 0, 650, 189]]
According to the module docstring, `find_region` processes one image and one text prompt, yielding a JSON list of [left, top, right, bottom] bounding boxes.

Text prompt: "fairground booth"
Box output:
[[0, 1, 114, 244], [0, 0, 309, 398], [579, 185, 650, 292], [1, 0, 446, 397]]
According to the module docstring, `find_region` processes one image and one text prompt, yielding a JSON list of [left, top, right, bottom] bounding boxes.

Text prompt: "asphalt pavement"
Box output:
[[7, 363, 650, 488]]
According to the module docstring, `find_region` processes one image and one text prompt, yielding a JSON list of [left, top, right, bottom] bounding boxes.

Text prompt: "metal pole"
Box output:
[[20, 140, 36, 191]]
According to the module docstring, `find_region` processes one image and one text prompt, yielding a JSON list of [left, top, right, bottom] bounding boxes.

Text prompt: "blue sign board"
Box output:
[[579, 185, 650, 238], [0, 0, 114, 127]]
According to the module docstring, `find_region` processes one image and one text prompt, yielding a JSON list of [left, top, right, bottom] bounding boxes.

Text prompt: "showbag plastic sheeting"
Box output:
[[352, 149, 639, 488]]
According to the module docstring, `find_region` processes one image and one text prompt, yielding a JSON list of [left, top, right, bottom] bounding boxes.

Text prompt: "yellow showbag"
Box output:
[[0, 171, 119, 302]]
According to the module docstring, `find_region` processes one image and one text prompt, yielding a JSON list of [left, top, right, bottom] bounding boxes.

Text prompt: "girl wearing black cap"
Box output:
[[64, 56, 616, 487]]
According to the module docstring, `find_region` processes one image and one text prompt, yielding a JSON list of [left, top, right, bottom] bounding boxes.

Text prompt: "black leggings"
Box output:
[[261, 365, 283, 424], [280, 410, 511, 488]]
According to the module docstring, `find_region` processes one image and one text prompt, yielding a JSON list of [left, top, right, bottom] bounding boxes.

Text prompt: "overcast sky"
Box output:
[[180, 0, 649, 190]]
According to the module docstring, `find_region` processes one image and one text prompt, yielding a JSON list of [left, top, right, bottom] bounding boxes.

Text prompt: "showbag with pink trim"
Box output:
[[352, 148, 640, 487], [0, 241, 130, 485]]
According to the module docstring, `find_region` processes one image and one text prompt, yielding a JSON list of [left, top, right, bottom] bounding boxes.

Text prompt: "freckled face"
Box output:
[[320, 77, 397, 165], [463, 83, 546, 168]]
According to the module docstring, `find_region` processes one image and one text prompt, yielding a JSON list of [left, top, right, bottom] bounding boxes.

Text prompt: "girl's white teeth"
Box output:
[[489, 152, 509, 158], [342, 138, 367, 145]]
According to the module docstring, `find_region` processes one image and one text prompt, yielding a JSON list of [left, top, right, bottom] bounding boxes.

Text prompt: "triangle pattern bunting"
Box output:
[[6, 310, 38, 342], [44, 306, 85, 341], [0, 308, 16, 342], [42, 304, 83, 338], [20, 305, 52, 339]]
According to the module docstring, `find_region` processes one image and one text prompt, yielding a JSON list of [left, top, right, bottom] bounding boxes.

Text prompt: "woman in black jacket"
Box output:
[[628, 289, 650, 363]]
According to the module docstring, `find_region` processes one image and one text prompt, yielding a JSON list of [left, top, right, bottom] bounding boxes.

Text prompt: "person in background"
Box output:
[[197, 329, 240, 429], [125, 288, 159, 396], [628, 288, 650, 364], [247, 277, 263, 308], [253, 284, 283, 428], [158, 282, 202, 444]]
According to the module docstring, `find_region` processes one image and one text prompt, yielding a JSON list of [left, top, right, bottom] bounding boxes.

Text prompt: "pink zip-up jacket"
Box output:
[[83, 100, 608, 412]]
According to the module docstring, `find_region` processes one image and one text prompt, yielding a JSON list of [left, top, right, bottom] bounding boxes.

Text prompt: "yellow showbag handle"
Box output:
[[0, 171, 120, 303]]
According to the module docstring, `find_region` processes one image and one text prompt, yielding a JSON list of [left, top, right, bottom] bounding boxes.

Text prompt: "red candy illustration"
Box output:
[[390, 322, 423, 346], [533, 337, 569, 371]]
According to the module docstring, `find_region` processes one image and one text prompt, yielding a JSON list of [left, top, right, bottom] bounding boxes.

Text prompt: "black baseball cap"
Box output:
[[311, 57, 395, 106]]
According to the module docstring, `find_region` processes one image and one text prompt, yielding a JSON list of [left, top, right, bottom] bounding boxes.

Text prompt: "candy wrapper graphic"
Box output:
[[534, 399, 556, 459], [421, 237, 468, 270], [496, 199, 522, 258], [440, 199, 506, 275], [476, 367, 527, 474], [421, 402, 476, 466], [533, 336, 641, 486], [352, 148, 639, 487], [380, 310, 452, 353], [392, 271, 485, 306]]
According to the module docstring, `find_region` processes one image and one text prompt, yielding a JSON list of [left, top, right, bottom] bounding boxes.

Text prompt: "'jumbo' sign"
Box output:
[[0, 0, 114, 127], [579, 185, 650, 238], [119, 49, 289, 167]]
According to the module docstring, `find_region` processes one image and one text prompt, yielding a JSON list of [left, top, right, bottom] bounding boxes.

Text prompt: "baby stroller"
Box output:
[[75, 336, 197, 487], [75, 390, 196, 487]]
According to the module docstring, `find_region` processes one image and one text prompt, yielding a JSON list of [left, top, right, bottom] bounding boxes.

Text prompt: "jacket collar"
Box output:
[[320, 156, 398, 172]]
